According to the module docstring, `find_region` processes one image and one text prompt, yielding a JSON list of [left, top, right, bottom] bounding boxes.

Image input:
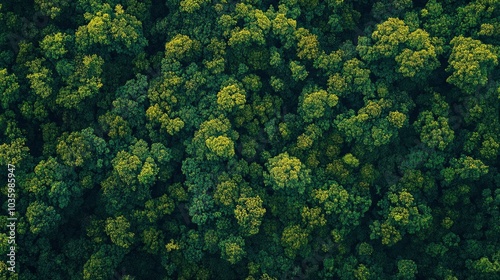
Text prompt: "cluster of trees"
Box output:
[[1, 0, 500, 279]]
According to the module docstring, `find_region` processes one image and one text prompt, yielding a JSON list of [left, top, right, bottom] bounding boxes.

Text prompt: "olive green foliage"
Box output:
[[1, 0, 500, 279]]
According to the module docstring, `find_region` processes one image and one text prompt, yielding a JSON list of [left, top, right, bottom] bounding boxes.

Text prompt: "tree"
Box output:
[[414, 111, 455, 151], [28, 157, 79, 209], [82, 245, 126, 280], [264, 152, 311, 195], [179, 0, 210, 13], [34, 0, 70, 19], [26, 201, 61, 235], [56, 128, 107, 167], [0, 137, 30, 166], [56, 54, 105, 109], [312, 181, 371, 235], [281, 224, 309, 258], [40, 32, 70, 60], [442, 155, 489, 183], [295, 28, 320, 60], [164, 34, 201, 62], [105, 216, 135, 249], [299, 89, 338, 123], [446, 36, 498, 94], [25, 58, 53, 99], [397, 259, 418, 280], [234, 195, 266, 236], [102, 141, 164, 213], [0, 69, 19, 109], [357, 17, 443, 81], [188, 117, 238, 161], [217, 84, 246, 112], [219, 235, 246, 264], [75, 3, 148, 55], [370, 187, 432, 246]]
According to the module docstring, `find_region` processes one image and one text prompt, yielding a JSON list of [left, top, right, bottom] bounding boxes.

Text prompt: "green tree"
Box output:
[[234, 195, 266, 236], [56, 128, 107, 167], [446, 36, 498, 94], [281, 224, 309, 258], [0, 69, 19, 109], [34, 0, 70, 19], [75, 3, 147, 55], [217, 84, 246, 112], [56, 54, 105, 109], [358, 17, 443, 81], [82, 245, 126, 280], [164, 34, 201, 62], [105, 216, 135, 249], [299, 89, 338, 123], [219, 235, 246, 264], [397, 259, 418, 280], [26, 201, 61, 235], [370, 187, 432, 246], [28, 157, 79, 209], [264, 152, 311, 194], [40, 32, 70, 60], [414, 111, 455, 151]]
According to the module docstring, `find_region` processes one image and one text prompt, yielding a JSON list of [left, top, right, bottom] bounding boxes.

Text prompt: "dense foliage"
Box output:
[[1, 0, 500, 279]]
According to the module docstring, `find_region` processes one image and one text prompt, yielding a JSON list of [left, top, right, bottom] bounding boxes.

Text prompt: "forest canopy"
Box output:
[[1, 0, 500, 279]]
